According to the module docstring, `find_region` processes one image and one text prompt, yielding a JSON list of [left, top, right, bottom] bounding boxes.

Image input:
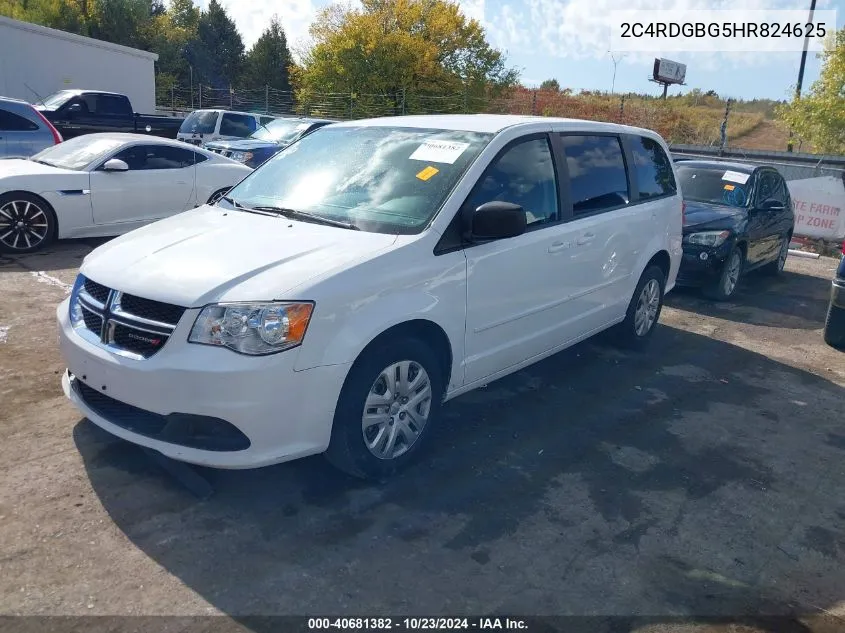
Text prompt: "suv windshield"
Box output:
[[40, 91, 75, 109], [30, 135, 126, 170], [252, 119, 312, 144], [179, 111, 218, 134], [677, 165, 751, 208], [226, 126, 492, 234]]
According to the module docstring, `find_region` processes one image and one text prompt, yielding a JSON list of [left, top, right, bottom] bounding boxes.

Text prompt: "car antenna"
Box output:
[[24, 83, 46, 105]]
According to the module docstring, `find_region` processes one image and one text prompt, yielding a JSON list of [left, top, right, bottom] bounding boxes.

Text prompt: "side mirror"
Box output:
[[469, 201, 527, 241], [66, 103, 83, 117], [102, 158, 129, 172], [761, 200, 785, 211]]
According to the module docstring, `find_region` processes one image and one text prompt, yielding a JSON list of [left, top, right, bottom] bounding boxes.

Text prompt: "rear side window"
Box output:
[[220, 113, 257, 137], [97, 95, 132, 116], [560, 135, 629, 215], [0, 108, 39, 131], [630, 136, 676, 199]]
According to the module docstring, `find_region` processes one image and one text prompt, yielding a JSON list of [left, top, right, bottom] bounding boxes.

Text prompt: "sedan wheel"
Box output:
[[0, 196, 55, 253], [362, 360, 433, 460]]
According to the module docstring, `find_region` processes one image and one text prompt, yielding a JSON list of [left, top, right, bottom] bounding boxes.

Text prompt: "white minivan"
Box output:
[[58, 115, 683, 479], [176, 109, 276, 146]]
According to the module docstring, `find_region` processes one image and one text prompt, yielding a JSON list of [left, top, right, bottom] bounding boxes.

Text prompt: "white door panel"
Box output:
[[90, 169, 193, 226]]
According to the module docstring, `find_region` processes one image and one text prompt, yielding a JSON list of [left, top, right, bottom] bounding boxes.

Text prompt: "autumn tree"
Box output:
[[243, 17, 293, 92], [777, 27, 845, 153], [539, 78, 560, 91], [296, 0, 518, 112]]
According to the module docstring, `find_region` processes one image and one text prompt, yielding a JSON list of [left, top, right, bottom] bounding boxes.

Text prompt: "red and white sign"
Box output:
[[787, 176, 845, 240]]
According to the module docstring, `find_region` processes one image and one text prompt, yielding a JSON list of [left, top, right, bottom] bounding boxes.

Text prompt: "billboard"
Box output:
[[653, 58, 687, 84]]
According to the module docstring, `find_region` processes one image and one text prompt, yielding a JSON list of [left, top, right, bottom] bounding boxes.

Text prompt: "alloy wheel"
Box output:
[[723, 251, 742, 296], [361, 360, 432, 460], [634, 278, 661, 337], [777, 238, 789, 271], [0, 199, 49, 251]]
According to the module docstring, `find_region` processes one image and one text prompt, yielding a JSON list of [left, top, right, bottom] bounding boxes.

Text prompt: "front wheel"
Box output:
[[614, 265, 666, 349], [703, 246, 743, 301], [325, 337, 445, 479], [0, 193, 57, 254]]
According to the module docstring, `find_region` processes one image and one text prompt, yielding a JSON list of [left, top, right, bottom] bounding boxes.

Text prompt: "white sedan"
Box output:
[[0, 133, 253, 253]]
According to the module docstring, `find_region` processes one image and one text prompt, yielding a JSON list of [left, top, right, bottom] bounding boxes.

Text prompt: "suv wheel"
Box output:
[[615, 265, 666, 349], [823, 300, 845, 349], [325, 337, 445, 479], [704, 246, 743, 301]]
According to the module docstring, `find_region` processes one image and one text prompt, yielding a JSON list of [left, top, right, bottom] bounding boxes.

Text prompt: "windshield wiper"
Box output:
[[219, 196, 280, 217], [251, 206, 359, 230]]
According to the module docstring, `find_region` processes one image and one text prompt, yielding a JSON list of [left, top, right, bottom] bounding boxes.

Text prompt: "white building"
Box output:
[[0, 16, 158, 113]]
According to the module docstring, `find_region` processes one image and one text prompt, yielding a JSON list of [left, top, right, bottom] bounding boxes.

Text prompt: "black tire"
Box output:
[[207, 188, 230, 205], [325, 337, 445, 479], [0, 192, 57, 254], [762, 234, 790, 276], [823, 301, 845, 349], [703, 245, 744, 301], [614, 265, 666, 350]]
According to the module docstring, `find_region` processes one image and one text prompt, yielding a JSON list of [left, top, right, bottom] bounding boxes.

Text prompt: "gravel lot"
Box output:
[[0, 241, 843, 632]]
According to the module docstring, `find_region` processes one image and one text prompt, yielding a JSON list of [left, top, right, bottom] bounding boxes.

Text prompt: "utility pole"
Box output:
[[787, 0, 818, 152], [607, 51, 627, 94], [719, 98, 732, 155]]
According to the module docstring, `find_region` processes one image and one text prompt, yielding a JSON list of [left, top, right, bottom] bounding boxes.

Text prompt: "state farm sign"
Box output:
[[787, 175, 845, 240]]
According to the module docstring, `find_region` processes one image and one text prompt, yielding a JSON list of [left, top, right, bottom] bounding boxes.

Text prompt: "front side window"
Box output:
[[465, 137, 559, 227], [0, 109, 39, 131], [110, 145, 197, 170], [630, 136, 676, 199], [226, 126, 492, 235], [220, 113, 257, 137], [560, 135, 629, 215], [30, 135, 126, 170]]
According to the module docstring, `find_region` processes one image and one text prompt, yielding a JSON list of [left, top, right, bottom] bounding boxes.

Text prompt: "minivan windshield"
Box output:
[[30, 135, 126, 171], [179, 110, 218, 135], [225, 126, 492, 234], [677, 165, 751, 208], [251, 118, 313, 144]]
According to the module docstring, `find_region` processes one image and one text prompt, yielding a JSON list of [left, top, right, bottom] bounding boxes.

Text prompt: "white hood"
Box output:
[[0, 159, 78, 178], [0, 159, 87, 192], [80, 206, 399, 306]]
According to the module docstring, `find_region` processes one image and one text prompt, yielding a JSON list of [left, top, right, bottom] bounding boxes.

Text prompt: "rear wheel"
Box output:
[[762, 234, 790, 276], [614, 265, 666, 349], [823, 301, 845, 349], [0, 193, 57, 254], [704, 246, 743, 301], [325, 337, 445, 479]]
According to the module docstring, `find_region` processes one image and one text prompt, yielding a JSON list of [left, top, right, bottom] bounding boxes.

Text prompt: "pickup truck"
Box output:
[[33, 90, 184, 140]]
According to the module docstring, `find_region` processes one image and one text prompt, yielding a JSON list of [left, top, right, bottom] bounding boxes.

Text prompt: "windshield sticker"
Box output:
[[416, 166, 440, 181], [722, 170, 750, 185], [410, 140, 470, 164], [724, 184, 736, 191]]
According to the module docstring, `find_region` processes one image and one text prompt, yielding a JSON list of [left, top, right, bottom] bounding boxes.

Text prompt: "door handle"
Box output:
[[175, 181, 188, 185], [576, 232, 595, 246], [548, 241, 569, 253]]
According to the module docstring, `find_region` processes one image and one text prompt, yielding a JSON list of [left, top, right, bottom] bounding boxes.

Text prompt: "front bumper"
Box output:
[[57, 298, 352, 469], [675, 240, 733, 287]]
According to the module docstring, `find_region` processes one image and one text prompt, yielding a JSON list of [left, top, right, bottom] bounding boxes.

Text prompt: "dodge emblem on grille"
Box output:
[[127, 332, 162, 346]]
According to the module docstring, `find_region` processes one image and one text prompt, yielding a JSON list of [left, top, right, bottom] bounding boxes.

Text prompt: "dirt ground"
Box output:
[[0, 240, 843, 633]]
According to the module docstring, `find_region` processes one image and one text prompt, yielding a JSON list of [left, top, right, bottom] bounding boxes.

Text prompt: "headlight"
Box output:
[[188, 302, 314, 355], [684, 230, 731, 247], [231, 151, 253, 163], [69, 274, 85, 329]]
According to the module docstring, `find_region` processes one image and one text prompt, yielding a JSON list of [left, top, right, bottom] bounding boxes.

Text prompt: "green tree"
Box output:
[[296, 0, 518, 113], [91, 0, 159, 49], [1, 0, 96, 36], [184, 0, 244, 89], [243, 16, 292, 92], [777, 27, 845, 153], [539, 78, 560, 91]]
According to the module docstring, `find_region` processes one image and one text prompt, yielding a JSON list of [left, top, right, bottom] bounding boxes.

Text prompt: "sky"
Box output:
[[195, 0, 844, 100]]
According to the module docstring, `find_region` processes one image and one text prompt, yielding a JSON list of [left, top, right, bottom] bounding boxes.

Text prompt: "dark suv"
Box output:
[[675, 160, 795, 300], [823, 242, 845, 349]]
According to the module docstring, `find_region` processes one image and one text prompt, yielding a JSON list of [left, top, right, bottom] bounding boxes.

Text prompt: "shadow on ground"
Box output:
[[0, 238, 109, 273], [73, 322, 845, 630], [667, 270, 832, 330]]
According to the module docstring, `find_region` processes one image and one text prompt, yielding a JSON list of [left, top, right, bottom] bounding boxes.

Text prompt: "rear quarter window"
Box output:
[[629, 136, 677, 199], [0, 108, 39, 131]]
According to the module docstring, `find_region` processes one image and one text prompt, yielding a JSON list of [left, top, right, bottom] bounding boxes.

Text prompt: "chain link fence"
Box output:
[[156, 85, 764, 147]]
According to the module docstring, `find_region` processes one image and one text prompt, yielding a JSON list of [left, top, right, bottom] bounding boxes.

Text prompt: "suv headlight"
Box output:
[[684, 230, 731, 247], [231, 151, 253, 163], [189, 302, 314, 355]]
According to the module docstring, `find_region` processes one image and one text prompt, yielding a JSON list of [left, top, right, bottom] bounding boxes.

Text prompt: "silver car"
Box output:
[[0, 96, 63, 158]]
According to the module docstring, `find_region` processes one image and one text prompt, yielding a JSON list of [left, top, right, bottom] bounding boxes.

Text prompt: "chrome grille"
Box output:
[[75, 276, 187, 359]]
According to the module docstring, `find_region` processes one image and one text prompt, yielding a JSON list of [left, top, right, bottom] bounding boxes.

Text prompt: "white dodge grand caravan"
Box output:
[[58, 115, 683, 479]]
